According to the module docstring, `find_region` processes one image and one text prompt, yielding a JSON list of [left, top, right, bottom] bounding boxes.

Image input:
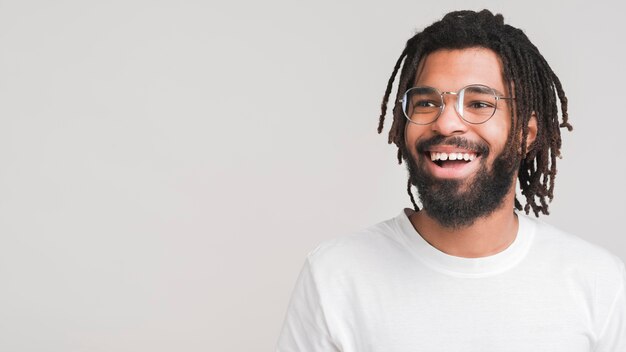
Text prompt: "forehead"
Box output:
[[414, 47, 507, 95]]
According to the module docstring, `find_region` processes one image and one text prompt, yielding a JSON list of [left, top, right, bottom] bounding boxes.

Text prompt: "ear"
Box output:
[[524, 113, 538, 153]]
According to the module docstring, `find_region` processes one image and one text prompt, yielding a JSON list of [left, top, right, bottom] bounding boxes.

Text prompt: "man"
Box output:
[[276, 10, 625, 352]]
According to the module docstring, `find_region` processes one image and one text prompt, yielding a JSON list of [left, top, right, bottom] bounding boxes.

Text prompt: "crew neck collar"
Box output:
[[395, 208, 536, 278]]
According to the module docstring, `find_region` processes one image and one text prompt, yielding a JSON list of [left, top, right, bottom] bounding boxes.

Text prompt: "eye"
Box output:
[[466, 101, 494, 109], [413, 100, 440, 108]]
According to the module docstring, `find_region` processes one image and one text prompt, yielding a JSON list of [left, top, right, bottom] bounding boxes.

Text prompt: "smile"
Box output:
[[423, 149, 482, 177], [430, 151, 477, 163]]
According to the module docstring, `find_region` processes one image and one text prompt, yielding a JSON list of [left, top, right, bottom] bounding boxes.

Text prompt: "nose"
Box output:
[[431, 94, 468, 136]]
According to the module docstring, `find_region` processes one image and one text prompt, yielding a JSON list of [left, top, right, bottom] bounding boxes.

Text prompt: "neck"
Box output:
[[409, 190, 519, 258]]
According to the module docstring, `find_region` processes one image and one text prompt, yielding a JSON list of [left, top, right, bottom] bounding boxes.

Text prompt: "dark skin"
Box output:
[[378, 10, 572, 219], [405, 48, 537, 258]]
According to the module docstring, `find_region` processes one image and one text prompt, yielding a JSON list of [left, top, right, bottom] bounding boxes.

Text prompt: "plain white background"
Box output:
[[0, 0, 624, 351]]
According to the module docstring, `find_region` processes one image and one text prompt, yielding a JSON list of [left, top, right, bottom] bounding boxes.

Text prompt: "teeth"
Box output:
[[430, 151, 477, 162]]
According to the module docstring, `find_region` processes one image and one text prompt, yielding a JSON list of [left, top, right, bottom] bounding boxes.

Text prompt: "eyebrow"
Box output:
[[413, 83, 509, 97], [493, 88, 507, 97], [466, 85, 507, 96]]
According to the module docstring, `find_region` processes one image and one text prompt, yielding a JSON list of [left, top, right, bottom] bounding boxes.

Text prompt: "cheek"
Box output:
[[404, 125, 427, 158], [481, 116, 511, 154], [404, 124, 428, 149]]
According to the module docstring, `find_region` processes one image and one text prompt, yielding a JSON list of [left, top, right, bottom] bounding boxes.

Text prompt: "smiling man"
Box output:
[[276, 10, 626, 352]]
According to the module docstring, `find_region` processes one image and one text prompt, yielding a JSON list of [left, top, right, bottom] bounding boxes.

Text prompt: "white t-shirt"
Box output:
[[276, 209, 626, 352]]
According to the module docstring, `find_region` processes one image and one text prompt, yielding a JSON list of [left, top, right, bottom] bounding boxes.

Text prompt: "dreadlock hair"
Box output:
[[378, 9, 573, 217]]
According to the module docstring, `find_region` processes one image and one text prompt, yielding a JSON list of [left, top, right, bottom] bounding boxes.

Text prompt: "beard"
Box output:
[[402, 135, 519, 229]]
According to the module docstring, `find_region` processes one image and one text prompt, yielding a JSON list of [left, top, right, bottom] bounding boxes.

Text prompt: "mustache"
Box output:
[[416, 136, 489, 155]]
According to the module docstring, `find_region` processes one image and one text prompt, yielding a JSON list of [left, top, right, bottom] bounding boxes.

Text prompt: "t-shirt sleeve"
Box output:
[[276, 257, 340, 352], [594, 262, 626, 352]]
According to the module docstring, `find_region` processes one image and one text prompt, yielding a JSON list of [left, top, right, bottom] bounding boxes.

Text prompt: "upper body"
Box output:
[[277, 9, 625, 351], [276, 209, 626, 352]]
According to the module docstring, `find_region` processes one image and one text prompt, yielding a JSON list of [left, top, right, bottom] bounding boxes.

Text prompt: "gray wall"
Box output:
[[0, 0, 623, 351]]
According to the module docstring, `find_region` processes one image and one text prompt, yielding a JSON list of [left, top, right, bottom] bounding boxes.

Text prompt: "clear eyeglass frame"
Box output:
[[399, 84, 515, 125]]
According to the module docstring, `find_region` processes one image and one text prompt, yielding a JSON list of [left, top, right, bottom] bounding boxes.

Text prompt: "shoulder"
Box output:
[[304, 212, 409, 276], [523, 214, 625, 283]]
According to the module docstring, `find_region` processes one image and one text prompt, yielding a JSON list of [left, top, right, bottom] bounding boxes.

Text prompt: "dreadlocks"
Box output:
[[378, 9, 573, 217]]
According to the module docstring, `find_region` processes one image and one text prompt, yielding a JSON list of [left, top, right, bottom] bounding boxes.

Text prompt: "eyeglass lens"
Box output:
[[403, 85, 498, 124]]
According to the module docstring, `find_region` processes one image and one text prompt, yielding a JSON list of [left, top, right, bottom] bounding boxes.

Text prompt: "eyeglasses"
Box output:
[[399, 84, 514, 125]]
